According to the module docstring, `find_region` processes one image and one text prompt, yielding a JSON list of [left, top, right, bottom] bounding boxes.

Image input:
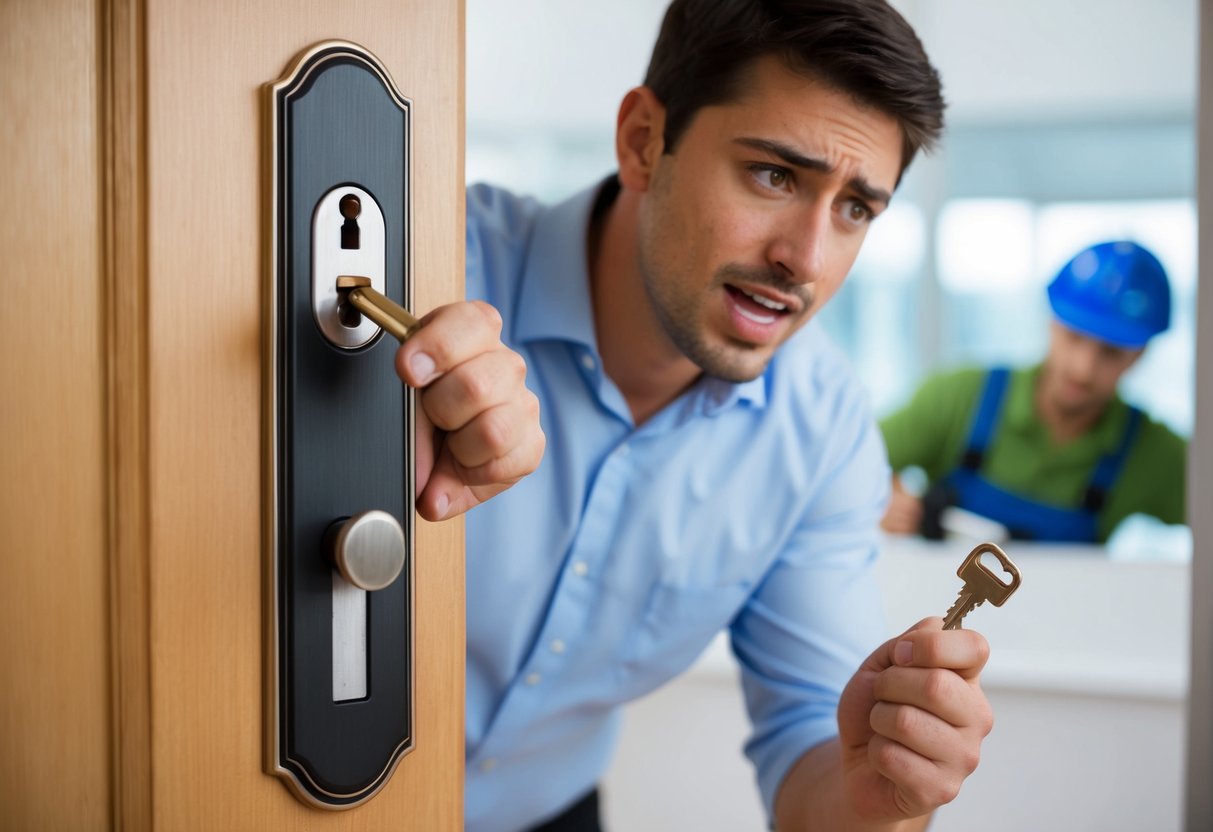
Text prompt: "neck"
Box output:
[[589, 185, 701, 425]]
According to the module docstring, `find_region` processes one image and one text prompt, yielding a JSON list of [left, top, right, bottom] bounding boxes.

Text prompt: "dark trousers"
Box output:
[[527, 789, 602, 832]]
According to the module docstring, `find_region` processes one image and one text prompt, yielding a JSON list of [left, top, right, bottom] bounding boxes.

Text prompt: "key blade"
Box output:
[[942, 590, 974, 631], [347, 285, 421, 343]]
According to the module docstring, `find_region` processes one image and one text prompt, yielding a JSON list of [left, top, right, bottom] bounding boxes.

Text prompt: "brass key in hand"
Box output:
[[942, 542, 1021, 630]]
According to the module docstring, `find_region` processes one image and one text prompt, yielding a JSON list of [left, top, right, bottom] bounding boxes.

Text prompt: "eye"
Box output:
[[748, 164, 792, 191], [843, 198, 874, 225]]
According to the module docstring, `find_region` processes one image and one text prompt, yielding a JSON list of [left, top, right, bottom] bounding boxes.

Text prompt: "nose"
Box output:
[[1067, 337, 1101, 382], [766, 201, 829, 284]]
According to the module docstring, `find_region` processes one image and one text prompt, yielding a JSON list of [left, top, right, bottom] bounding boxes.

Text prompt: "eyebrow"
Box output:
[[734, 137, 892, 208]]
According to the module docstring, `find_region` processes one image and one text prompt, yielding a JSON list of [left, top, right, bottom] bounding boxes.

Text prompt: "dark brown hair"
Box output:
[[643, 0, 945, 176]]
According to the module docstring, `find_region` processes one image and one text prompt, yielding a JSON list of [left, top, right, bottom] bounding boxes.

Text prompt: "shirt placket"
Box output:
[[469, 347, 637, 773]]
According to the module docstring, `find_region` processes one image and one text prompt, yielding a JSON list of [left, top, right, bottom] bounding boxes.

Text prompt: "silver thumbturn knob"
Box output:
[[324, 510, 406, 591]]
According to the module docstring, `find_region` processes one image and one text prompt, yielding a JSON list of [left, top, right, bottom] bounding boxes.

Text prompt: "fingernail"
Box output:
[[895, 641, 914, 665], [410, 352, 437, 385], [434, 492, 449, 519]]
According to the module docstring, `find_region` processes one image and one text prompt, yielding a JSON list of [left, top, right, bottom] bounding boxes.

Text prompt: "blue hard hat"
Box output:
[[1046, 241, 1171, 349]]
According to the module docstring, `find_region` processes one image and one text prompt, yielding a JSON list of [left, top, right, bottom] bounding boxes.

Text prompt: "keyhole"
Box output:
[[337, 284, 362, 329], [337, 193, 364, 326], [340, 193, 361, 250]]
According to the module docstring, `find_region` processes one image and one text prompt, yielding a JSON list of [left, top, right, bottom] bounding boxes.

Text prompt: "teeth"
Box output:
[[735, 305, 777, 325], [741, 289, 787, 311]]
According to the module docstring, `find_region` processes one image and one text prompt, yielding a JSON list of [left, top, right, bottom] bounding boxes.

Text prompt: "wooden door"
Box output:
[[0, 1, 465, 829]]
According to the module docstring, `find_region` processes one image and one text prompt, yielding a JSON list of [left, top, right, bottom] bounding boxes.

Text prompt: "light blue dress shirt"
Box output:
[[464, 179, 891, 832]]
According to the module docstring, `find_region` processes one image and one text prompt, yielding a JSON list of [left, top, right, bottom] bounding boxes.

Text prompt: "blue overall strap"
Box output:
[[960, 368, 1011, 471], [1082, 406, 1143, 512], [947, 468, 1100, 542]]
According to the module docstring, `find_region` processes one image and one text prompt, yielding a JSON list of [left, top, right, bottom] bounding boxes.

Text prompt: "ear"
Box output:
[[615, 86, 667, 192]]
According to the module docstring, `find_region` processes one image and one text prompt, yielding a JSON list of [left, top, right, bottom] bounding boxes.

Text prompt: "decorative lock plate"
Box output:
[[264, 40, 414, 809]]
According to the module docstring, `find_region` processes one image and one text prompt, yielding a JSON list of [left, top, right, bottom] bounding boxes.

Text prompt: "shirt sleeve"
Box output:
[[1152, 429, 1188, 525], [729, 402, 891, 820], [464, 182, 540, 315], [1105, 415, 1189, 533]]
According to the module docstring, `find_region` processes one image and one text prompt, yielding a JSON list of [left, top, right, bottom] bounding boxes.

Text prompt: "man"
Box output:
[[398, 2, 995, 829], [880, 240, 1186, 543]]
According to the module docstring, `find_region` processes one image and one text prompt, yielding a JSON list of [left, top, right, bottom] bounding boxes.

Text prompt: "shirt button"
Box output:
[[580, 353, 596, 372], [479, 758, 498, 772], [525, 672, 542, 686], [550, 639, 566, 654], [572, 561, 589, 577]]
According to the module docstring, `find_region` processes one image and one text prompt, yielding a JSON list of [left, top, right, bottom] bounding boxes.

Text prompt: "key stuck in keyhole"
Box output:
[[336, 274, 363, 329]]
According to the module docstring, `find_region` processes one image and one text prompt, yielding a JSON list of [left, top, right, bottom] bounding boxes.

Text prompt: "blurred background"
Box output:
[[468, 0, 1196, 557], [466, 2, 1199, 830]]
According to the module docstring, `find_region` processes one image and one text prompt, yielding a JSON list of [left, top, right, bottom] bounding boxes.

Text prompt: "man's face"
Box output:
[[635, 57, 903, 382], [1040, 320, 1143, 418]]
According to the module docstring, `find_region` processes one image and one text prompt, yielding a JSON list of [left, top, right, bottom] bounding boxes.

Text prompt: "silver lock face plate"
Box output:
[[311, 184, 386, 349]]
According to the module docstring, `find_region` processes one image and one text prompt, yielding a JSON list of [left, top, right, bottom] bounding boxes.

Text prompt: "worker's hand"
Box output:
[[836, 617, 993, 823], [881, 476, 924, 535], [395, 300, 545, 521]]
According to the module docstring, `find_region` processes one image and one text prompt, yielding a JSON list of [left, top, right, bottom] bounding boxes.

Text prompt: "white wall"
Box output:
[[467, 0, 665, 134], [467, 0, 1197, 143], [902, 0, 1196, 123]]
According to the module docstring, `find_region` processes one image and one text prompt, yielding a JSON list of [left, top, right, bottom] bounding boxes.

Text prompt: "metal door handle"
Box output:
[[325, 509, 407, 592]]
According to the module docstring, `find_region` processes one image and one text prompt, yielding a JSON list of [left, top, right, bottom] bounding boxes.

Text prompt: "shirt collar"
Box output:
[[701, 373, 768, 413], [512, 181, 603, 349], [513, 176, 768, 414]]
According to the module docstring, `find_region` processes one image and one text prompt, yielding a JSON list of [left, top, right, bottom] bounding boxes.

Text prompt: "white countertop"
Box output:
[[691, 534, 1191, 701], [877, 535, 1190, 699]]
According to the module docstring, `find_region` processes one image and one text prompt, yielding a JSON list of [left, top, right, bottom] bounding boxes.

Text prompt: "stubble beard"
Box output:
[[640, 260, 812, 383]]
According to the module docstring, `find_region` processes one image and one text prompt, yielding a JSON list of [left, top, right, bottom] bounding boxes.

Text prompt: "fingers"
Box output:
[[863, 676, 988, 814], [395, 300, 504, 388], [443, 400, 547, 482], [396, 300, 545, 520], [419, 346, 528, 434], [873, 665, 994, 731], [880, 491, 923, 534], [417, 346, 544, 481], [892, 617, 991, 680], [865, 733, 968, 814], [851, 618, 994, 816], [415, 429, 547, 523]]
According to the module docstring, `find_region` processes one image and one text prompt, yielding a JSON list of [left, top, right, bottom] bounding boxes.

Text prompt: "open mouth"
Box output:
[[725, 284, 792, 325]]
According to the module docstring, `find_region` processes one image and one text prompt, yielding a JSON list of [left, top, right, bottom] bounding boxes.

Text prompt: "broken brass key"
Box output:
[[336, 275, 421, 342], [942, 542, 1022, 630]]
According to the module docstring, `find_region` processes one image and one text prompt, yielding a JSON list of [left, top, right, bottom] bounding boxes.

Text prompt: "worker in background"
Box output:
[[880, 240, 1186, 543]]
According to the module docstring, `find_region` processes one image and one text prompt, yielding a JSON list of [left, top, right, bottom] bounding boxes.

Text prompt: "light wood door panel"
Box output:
[[1, 1, 465, 829], [0, 2, 110, 829]]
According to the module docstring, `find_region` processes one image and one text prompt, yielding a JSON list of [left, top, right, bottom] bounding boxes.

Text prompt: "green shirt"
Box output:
[[879, 365, 1187, 542]]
